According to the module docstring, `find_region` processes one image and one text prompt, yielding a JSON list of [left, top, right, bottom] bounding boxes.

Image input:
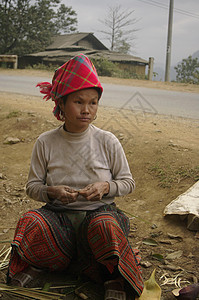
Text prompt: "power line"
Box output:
[[138, 0, 199, 19], [138, 0, 168, 10], [174, 7, 199, 19]]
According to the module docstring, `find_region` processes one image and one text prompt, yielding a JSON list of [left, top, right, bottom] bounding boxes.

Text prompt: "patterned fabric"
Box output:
[[79, 205, 144, 296], [7, 205, 143, 296], [36, 54, 103, 120], [8, 208, 76, 278]]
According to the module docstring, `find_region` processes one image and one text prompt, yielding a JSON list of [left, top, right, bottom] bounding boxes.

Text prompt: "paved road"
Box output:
[[0, 74, 199, 119]]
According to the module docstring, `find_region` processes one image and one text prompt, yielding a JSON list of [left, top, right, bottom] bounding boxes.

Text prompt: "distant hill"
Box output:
[[153, 49, 199, 81], [192, 50, 199, 59], [153, 63, 176, 82]]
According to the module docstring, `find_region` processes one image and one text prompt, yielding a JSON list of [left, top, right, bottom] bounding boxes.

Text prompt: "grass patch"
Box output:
[[148, 164, 199, 188], [6, 110, 21, 118]]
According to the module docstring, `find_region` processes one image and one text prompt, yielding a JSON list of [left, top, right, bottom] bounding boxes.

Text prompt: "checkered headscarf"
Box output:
[[36, 54, 103, 120]]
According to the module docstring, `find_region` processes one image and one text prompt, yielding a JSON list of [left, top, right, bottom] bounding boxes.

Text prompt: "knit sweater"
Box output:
[[26, 124, 135, 210]]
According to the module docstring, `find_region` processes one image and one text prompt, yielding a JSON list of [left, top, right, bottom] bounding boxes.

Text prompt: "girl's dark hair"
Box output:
[[62, 87, 101, 105]]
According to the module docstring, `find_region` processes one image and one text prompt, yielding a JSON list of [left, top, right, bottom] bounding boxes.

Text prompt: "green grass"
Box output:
[[6, 110, 21, 118], [148, 164, 199, 188]]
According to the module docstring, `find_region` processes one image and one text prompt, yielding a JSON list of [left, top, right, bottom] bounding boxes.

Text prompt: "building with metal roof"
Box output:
[[19, 33, 149, 78]]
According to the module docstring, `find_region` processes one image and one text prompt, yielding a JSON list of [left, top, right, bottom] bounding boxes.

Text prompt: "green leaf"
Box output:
[[151, 253, 164, 261], [42, 282, 51, 291], [142, 238, 158, 246]]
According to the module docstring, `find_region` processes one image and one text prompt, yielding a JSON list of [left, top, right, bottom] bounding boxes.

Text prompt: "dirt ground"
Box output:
[[0, 69, 199, 299]]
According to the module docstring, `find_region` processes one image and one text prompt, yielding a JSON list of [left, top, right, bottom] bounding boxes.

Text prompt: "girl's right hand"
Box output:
[[47, 185, 79, 204]]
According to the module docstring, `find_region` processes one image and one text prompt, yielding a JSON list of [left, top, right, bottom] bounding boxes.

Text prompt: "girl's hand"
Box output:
[[78, 182, 109, 201], [47, 185, 79, 204]]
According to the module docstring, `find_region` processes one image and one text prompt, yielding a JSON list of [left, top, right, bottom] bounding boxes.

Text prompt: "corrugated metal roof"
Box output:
[[89, 51, 148, 64], [23, 33, 148, 65], [46, 33, 108, 51], [27, 49, 148, 65], [30, 48, 87, 57], [46, 33, 88, 49]]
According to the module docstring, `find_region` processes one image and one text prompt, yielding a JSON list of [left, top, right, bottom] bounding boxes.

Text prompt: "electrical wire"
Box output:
[[138, 0, 199, 19]]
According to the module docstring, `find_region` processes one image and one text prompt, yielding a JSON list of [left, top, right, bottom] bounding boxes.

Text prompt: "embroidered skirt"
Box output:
[[8, 204, 144, 296]]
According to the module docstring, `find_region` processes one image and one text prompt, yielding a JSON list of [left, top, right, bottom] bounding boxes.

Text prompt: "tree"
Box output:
[[174, 56, 199, 84], [114, 30, 131, 54], [53, 4, 77, 33], [99, 5, 138, 54], [0, 0, 77, 55]]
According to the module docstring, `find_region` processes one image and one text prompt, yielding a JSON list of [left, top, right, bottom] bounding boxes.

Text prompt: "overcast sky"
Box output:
[[64, 0, 199, 68]]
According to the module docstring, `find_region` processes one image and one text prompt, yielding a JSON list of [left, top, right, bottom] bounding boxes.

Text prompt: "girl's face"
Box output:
[[59, 88, 99, 133]]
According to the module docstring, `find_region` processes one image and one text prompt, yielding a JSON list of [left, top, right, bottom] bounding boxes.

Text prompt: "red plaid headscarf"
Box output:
[[36, 54, 103, 120]]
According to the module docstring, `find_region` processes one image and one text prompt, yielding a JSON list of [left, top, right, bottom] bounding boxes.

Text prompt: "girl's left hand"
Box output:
[[79, 182, 109, 201]]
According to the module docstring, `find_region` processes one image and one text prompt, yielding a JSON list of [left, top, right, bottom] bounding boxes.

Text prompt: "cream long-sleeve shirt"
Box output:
[[26, 124, 135, 210]]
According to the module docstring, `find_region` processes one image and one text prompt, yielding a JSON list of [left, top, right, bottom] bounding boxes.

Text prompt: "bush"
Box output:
[[24, 59, 144, 79], [92, 58, 143, 79], [92, 58, 120, 77], [174, 56, 199, 84], [25, 63, 59, 72]]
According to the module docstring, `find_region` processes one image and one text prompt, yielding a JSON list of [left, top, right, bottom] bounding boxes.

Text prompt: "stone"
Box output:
[[3, 137, 20, 144]]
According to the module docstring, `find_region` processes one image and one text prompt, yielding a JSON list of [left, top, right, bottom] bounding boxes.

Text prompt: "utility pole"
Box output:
[[165, 0, 174, 82]]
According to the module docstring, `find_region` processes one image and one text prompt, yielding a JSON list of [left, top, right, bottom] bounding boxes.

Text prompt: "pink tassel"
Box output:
[[36, 82, 52, 101]]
